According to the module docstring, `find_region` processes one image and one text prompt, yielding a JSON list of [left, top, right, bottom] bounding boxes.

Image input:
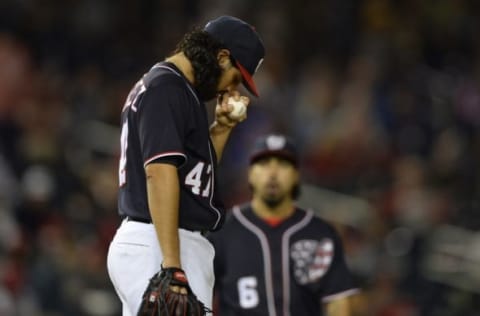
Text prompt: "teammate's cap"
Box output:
[[249, 134, 298, 166], [204, 16, 265, 97]]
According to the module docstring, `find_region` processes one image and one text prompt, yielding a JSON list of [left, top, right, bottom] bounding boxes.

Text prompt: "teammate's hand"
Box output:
[[214, 91, 250, 128]]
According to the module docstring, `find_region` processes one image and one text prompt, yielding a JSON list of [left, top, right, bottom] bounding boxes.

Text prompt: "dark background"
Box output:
[[0, 0, 479, 315]]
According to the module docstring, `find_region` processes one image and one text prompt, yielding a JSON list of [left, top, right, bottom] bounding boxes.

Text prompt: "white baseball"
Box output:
[[227, 97, 247, 119]]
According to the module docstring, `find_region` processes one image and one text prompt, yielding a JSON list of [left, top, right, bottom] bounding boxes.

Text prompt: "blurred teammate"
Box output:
[[106, 16, 265, 315], [209, 134, 359, 316]]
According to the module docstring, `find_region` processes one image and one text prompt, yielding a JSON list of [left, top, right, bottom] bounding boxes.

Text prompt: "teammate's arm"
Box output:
[[325, 296, 351, 316], [146, 163, 181, 268]]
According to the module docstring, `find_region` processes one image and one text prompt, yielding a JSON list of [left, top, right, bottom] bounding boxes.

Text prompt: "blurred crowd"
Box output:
[[0, 0, 479, 315]]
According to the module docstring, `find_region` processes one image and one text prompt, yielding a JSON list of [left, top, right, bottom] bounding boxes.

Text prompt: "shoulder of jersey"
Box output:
[[232, 203, 251, 214], [302, 208, 339, 232], [142, 65, 186, 89], [224, 203, 250, 223]]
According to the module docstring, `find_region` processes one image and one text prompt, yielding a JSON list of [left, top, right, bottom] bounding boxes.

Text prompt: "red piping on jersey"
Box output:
[[143, 152, 187, 168], [263, 217, 284, 227]]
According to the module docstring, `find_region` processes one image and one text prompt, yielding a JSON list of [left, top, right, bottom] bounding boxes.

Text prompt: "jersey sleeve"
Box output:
[[319, 227, 358, 302], [136, 82, 193, 167]]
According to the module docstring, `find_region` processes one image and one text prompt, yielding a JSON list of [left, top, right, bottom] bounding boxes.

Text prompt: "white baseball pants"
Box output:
[[107, 219, 215, 316]]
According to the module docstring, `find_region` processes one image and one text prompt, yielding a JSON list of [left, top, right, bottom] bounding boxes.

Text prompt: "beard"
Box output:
[[260, 181, 288, 209], [192, 59, 222, 101], [262, 194, 285, 209], [196, 77, 220, 101]]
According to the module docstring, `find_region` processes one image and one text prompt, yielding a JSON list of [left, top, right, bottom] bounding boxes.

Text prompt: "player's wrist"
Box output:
[[210, 120, 234, 134], [161, 258, 181, 269]]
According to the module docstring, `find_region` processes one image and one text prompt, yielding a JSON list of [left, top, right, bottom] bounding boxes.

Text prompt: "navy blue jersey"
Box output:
[[117, 62, 225, 231], [209, 205, 358, 316]]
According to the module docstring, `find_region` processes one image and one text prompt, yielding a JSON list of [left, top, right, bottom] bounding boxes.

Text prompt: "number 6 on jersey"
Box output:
[[238, 276, 259, 309]]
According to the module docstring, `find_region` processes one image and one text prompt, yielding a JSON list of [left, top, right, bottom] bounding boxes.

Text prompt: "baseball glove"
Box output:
[[137, 267, 211, 316]]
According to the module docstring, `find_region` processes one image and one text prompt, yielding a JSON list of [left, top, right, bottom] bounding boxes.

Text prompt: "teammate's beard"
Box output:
[[258, 181, 297, 209], [261, 185, 288, 209], [262, 195, 285, 209]]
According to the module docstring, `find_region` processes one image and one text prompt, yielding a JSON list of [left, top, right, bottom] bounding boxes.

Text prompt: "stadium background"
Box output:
[[0, 0, 479, 315]]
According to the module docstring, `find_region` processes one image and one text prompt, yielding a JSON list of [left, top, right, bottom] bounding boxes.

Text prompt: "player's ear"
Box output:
[[247, 167, 255, 187], [217, 49, 232, 69], [291, 170, 300, 199], [293, 169, 300, 184]]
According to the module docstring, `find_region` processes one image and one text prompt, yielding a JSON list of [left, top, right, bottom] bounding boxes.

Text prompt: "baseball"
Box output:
[[227, 97, 247, 119]]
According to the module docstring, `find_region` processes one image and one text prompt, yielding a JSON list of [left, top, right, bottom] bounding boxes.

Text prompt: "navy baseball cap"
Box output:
[[249, 134, 298, 166], [204, 16, 265, 97]]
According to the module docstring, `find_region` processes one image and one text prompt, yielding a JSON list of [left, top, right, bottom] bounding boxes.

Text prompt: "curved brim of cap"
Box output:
[[235, 61, 259, 97], [250, 150, 298, 166]]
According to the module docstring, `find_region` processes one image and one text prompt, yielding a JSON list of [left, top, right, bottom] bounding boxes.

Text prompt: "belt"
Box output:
[[123, 215, 208, 236], [123, 215, 152, 224]]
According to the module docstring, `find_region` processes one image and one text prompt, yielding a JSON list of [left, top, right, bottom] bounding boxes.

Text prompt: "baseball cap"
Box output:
[[204, 16, 265, 97], [249, 134, 298, 166]]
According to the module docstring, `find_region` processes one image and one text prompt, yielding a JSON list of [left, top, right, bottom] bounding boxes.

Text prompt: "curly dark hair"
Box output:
[[175, 29, 225, 101]]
